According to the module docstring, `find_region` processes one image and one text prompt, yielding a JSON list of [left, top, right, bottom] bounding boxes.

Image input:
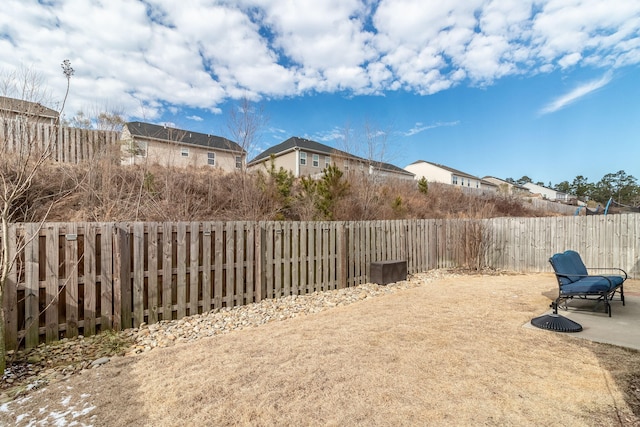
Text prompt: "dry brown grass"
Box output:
[[2, 273, 640, 426], [21, 157, 543, 222]]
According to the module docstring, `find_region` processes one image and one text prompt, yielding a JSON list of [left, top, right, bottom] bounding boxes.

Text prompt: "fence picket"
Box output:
[[45, 224, 59, 342], [132, 223, 145, 327], [84, 224, 97, 336], [162, 222, 173, 321], [190, 222, 200, 316], [201, 222, 212, 312], [100, 223, 114, 329], [64, 223, 79, 338], [148, 223, 159, 323]]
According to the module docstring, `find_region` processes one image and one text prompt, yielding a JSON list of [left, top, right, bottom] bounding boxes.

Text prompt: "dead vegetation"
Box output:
[[18, 153, 546, 223]]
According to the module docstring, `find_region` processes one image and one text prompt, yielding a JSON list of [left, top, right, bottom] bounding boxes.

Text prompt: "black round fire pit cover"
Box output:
[[531, 314, 582, 333]]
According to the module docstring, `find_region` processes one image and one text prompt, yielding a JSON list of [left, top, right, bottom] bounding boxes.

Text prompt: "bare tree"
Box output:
[[67, 103, 125, 132], [225, 95, 269, 219], [226, 95, 268, 165], [335, 119, 396, 219], [0, 61, 73, 373]]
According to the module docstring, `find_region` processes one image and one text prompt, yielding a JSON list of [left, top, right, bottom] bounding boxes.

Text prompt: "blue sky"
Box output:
[[1, 0, 639, 186]]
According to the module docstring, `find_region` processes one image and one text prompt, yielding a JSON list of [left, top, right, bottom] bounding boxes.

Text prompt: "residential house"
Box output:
[[404, 160, 493, 191], [482, 176, 531, 196], [121, 121, 245, 172], [247, 137, 415, 181], [0, 96, 59, 124], [522, 182, 572, 202]]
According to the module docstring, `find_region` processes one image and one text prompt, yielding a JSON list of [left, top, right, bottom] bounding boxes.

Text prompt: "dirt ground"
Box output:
[[2, 272, 640, 426]]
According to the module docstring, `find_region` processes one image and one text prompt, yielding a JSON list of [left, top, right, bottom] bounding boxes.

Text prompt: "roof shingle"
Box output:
[[125, 121, 244, 153]]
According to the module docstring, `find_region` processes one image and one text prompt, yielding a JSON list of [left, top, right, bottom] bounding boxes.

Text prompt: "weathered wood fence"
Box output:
[[2, 214, 639, 349], [0, 118, 119, 163]]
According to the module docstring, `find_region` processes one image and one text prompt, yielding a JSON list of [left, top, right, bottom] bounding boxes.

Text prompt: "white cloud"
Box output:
[[0, 0, 638, 120], [403, 121, 460, 136], [539, 71, 613, 115], [186, 115, 203, 121]]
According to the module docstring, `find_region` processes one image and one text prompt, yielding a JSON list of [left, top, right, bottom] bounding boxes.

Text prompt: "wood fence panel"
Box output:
[[189, 222, 200, 316], [162, 223, 173, 321], [176, 223, 187, 319], [4, 225, 18, 350], [84, 224, 97, 336], [24, 223, 40, 348], [291, 222, 299, 295], [213, 223, 223, 308], [148, 223, 159, 323], [44, 224, 59, 344], [225, 223, 235, 306], [235, 222, 246, 305], [245, 221, 255, 303], [274, 223, 282, 298], [201, 222, 212, 312], [64, 223, 79, 338], [5, 215, 640, 350], [100, 223, 114, 329], [264, 222, 273, 299], [132, 223, 145, 327], [113, 226, 130, 330], [254, 223, 263, 302], [314, 223, 322, 291], [307, 222, 316, 292]]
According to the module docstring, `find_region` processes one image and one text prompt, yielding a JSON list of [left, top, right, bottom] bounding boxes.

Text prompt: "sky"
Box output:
[[1, 0, 639, 186]]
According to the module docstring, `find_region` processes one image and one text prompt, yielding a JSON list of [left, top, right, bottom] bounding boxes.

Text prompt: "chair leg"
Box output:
[[552, 300, 558, 315]]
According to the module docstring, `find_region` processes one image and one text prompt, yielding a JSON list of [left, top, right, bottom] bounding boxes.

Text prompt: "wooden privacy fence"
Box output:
[[0, 118, 119, 163], [2, 214, 639, 350]]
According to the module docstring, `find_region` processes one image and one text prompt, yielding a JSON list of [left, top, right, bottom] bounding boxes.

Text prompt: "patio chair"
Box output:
[[548, 250, 627, 317]]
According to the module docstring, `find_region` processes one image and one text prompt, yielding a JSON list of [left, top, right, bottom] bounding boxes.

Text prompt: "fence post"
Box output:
[[113, 225, 131, 330], [23, 223, 40, 349], [3, 224, 18, 350], [337, 222, 347, 288], [254, 222, 264, 302]]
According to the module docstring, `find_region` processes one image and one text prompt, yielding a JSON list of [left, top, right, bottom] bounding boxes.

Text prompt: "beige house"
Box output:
[[0, 96, 59, 124], [121, 122, 245, 172], [247, 137, 415, 181], [482, 176, 530, 195], [404, 160, 494, 191], [523, 182, 572, 202]]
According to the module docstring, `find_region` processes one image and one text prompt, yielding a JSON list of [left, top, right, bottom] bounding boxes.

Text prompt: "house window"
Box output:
[[312, 154, 319, 167], [207, 152, 215, 166], [461, 177, 464, 186], [344, 160, 349, 170], [181, 148, 189, 157], [300, 151, 307, 165], [452, 175, 458, 185], [235, 155, 242, 169], [325, 156, 331, 168], [132, 140, 147, 157]]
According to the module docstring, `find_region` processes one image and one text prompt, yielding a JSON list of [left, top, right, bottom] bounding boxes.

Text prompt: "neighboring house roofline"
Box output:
[[408, 160, 481, 180], [247, 136, 354, 165], [124, 121, 245, 154], [0, 95, 59, 119], [482, 176, 529, 191], [248, 136, 414, 177]]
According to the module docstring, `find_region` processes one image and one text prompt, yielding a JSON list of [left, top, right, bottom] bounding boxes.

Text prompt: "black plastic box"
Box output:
[[370, 260, 407, 285]]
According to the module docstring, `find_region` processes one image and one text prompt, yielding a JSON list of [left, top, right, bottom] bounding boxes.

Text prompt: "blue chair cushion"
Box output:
[[550, 250, 588, 285], [560, 276, 619, 296]]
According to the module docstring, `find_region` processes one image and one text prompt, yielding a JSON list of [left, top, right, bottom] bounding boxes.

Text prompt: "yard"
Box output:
[[1, 272, 640, 426]]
